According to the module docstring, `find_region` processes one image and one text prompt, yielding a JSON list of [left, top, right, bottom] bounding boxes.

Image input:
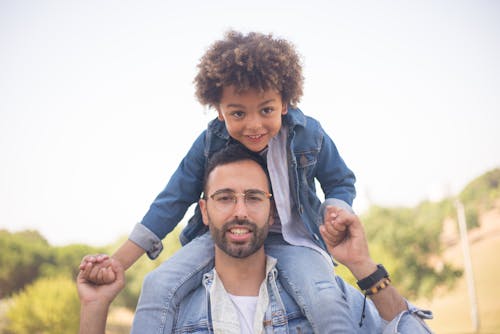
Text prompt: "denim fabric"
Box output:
[[264, 233, 356, 333], [132, 232, 356, 333], [133, 254, 433, 333], [334, 276, 434, 334], [173, 258, 312, 334], [131, 233, 215, 334], [130, 108, 356, 332], [131, 108, 356, 257]]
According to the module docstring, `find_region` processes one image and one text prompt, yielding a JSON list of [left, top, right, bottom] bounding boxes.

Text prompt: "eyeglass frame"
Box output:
[[204, 189, 273, 210]]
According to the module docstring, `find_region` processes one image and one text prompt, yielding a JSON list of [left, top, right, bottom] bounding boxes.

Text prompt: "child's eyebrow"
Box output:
[[226, 99, 276, 109]]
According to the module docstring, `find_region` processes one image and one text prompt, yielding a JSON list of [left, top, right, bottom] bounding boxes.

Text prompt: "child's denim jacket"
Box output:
[[130, 108, 356, 258]]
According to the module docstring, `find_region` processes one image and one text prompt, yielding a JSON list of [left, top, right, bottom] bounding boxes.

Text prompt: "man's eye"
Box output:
[[245, 195, 262, 203], [216, 195, 235, 202]]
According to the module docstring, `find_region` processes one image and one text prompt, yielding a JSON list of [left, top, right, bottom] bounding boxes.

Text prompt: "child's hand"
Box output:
[[79, 254, 117, 285], [322, 206, 347, 247]]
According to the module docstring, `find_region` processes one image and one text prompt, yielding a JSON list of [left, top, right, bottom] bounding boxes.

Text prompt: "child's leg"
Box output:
[[131, 232, 214, 333], [264, 233, 356, 334]]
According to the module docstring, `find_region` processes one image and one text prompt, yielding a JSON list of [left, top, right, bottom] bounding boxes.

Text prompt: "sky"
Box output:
[[1, 0, 499, 247]]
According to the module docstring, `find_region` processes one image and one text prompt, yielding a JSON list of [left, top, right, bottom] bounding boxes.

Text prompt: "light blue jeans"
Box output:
[[132, 232, 355, 333]]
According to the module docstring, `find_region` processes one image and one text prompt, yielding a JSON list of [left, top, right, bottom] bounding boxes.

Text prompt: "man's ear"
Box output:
[[199, 198, 209, 226], [268, 200, 276, 226]]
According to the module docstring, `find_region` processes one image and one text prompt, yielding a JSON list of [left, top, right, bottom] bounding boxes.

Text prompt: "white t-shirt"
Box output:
[[228, 294, 258, 334]]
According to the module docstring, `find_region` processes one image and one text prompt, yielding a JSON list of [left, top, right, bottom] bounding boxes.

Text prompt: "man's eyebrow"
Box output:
[[211, 188, 267, 194], [226, 99, 276, 109], [211, 188, 236, 194]]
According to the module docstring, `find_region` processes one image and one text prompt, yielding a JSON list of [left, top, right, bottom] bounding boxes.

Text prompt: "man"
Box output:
[[78, 145, 433, 333]]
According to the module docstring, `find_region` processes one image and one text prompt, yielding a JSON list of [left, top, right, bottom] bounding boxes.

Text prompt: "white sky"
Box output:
[[1, 0, 499, 247]]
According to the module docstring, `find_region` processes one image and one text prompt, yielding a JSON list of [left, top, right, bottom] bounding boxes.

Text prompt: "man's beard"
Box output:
[[208, 218, 269, 258]]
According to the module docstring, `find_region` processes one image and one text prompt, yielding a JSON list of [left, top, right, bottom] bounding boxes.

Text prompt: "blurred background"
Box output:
[[1, 1, 499, 333]]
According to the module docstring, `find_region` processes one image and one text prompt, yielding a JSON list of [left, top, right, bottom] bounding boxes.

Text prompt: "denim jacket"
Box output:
[[173, 256, 314, 333], [130, 108, 356, 258], [169, 256, 434, 334]]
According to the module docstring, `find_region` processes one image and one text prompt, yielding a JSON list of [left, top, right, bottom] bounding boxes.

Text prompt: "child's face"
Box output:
[[217, 86, 287, 152]]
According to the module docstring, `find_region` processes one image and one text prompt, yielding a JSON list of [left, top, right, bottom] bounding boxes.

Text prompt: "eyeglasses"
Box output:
[[206, 189, 272, 213]]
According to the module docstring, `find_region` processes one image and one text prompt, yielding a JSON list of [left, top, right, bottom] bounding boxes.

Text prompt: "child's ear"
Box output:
[[216, 107, 225, 121], [217, 109, 225, 121], [281, 103, 288, 115]]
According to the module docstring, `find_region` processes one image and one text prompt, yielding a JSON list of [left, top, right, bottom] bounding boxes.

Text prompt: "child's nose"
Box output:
[[244, 114, 262, 131]]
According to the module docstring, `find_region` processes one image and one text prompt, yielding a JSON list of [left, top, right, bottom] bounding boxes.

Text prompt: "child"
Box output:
[[81, 30, 357, 333]]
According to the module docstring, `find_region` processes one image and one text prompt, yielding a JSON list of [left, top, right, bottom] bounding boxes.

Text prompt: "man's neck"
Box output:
[[214, 248, 267, 296]]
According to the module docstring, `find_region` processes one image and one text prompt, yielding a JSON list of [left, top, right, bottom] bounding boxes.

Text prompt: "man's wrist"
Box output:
[[356, 264, 389, 291], [347, 259, 378, 281]]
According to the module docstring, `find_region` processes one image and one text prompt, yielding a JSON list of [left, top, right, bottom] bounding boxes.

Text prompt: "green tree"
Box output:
[[40, 243, 105, 279], [0, 230, 52, 298], [361, 204, 461, 298], [5, 275, 80, 334], [460, 167, 500, 213]]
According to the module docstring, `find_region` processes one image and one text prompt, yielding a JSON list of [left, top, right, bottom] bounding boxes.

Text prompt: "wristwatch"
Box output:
[[356, 264, 389, 291]]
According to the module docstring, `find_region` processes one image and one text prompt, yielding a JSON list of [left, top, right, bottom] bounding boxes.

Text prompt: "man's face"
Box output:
[[217, 86, 287, 153], [200, 159, 273, 258]]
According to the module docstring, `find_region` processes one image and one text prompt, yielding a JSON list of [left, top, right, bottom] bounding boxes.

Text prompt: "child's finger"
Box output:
[[102, 267, 117, 283], [324, 206, 340, 222], [95, 254, 110, 263], [88, 263, 103, 282], [80, 261, 94, 280], [97, 267, 105, 284]]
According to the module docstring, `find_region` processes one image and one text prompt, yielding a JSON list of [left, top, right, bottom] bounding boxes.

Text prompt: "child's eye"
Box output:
[[261, 107, 274, 115], [230, 111, 245, 119]]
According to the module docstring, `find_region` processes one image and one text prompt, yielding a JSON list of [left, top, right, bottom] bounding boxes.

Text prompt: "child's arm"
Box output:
[[111, 239, 145, 270]]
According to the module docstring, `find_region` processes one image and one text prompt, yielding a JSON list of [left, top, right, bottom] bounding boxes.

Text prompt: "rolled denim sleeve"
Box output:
[[382, 302, 434, 334], [321, 198, 355, 215], [129, 223, 164, 259]]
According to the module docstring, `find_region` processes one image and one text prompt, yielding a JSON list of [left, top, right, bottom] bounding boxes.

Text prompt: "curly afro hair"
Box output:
[[194, 30, 304, 109]]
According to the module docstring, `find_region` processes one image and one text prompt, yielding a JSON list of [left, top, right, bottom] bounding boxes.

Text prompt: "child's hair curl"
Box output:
[[194, 30, 304, 109]]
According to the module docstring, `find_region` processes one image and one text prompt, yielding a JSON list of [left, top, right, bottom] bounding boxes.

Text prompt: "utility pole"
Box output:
[[455, 199, 480, 332]]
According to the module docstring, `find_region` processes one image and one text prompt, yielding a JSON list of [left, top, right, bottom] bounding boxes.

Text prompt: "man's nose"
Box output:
[[232, 196, 249, 219]]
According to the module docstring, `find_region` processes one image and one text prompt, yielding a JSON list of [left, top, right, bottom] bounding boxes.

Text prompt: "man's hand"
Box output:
[[77, 258, 125, 306], [320, 209, 376, 279], [79, 254, 117, 285], [323, 206, 348, 247]]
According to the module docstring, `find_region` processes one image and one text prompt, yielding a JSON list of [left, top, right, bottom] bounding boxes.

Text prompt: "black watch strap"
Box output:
[[356, 264, 389, 291]]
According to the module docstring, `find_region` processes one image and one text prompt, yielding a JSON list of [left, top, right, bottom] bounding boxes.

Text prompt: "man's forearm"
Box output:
[[349, 260, 408, 321], [79, 301, 109, 334], [367, 284, 407, 321]]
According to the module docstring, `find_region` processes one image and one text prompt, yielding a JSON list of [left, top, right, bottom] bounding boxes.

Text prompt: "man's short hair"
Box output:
[[203, 143, 270, 196]]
